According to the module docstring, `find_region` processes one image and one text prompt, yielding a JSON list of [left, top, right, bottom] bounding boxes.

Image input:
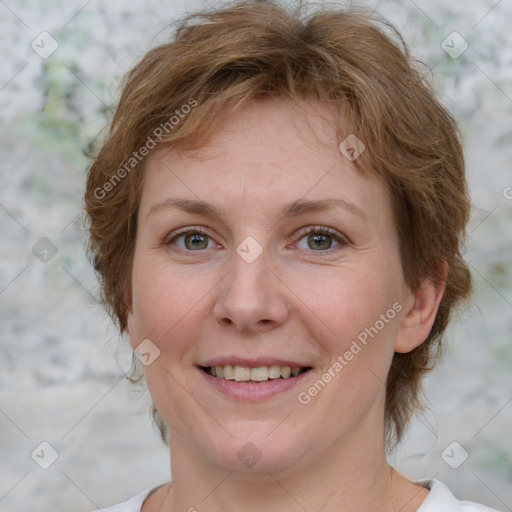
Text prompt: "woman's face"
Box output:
[[127, 98, 417, 474]]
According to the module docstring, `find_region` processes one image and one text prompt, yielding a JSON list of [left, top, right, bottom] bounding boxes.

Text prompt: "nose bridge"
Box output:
[[213, 234, 288, 331]]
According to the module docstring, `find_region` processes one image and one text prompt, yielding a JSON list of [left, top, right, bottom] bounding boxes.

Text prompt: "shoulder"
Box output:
[[87, 488, 153, 512], [416, 478, 504, 512]]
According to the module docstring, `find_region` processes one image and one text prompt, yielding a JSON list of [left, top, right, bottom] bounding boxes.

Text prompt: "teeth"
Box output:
[[223, 365, 234, 379], [268, 365, 281, 378], [250, 367, 268, 381], [205, 364, 307, 382], [280, 366, 291, 378], [234, 366, 251, 382]]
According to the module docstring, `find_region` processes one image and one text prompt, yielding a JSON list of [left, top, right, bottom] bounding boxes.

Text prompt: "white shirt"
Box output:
[[90, 478, 503, 512]]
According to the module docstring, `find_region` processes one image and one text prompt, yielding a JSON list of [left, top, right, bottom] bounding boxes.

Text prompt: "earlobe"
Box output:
[[126, 309, 138, 350], [394, 261, 448, 354]]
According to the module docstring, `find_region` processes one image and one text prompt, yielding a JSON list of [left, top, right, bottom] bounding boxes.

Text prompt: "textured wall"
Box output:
[[0, 1, 511, 511]]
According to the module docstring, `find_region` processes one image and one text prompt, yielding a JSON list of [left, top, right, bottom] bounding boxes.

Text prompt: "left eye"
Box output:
[[295, 227, 346, 251]]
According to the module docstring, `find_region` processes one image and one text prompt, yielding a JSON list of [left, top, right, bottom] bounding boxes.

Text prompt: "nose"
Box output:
[[213, 242, 290, 334]]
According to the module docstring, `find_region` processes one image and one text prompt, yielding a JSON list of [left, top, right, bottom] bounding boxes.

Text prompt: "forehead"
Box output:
[[179, 97, 344, 163], [139, 98, 392, 229]]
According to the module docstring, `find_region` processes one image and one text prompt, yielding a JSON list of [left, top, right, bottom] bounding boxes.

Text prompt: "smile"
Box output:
[[201, 365, 312, 382], [197, 363, 314, 401]]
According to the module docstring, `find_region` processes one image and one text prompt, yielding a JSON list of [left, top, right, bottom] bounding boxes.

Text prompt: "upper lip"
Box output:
[[198, 357, 312, 368]]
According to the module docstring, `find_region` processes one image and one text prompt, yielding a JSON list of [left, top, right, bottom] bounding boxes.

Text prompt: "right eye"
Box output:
[[166, 227, 219, 251]]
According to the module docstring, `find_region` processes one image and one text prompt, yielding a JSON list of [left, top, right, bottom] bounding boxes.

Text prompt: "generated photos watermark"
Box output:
[[94, 98, 198, 200], [298, 301, 403, 405]]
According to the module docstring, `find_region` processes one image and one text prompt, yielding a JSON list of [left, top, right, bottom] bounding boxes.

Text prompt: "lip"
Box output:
[[198, 357, 311, 368], [197, 365, 313, 401]]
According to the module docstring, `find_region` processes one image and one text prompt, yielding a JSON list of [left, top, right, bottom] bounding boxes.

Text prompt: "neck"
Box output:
[[159, 414, 395, 512]]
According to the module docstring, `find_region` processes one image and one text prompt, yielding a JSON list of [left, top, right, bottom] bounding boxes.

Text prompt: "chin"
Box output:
[[203, 428, 308, 476]]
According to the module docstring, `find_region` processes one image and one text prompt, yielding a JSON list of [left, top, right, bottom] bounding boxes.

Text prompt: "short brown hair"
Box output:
[[84, 0, 472, 450]]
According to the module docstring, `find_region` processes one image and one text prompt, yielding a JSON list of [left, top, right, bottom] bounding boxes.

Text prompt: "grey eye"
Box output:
[[181, 232, 210, 250], [305, 233, 335, 250]]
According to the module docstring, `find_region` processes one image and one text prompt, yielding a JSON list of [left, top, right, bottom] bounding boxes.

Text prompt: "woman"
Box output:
[[84, 1, 502, 511]]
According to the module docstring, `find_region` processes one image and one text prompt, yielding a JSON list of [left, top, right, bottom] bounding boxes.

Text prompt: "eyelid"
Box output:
[[295, 225, 349, 244], [164, 225, 219, 246]]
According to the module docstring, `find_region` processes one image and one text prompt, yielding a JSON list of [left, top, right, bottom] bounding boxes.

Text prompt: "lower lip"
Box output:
[[197, 367, 312, 401]]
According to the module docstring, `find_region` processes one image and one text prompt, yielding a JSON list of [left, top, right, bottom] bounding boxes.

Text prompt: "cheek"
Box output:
[[131, 260, 207, 425], [297, 270, 402, 415], [299, 270, 400, 411], [298, 265, 399, 345], [130, 257, 215, 355]]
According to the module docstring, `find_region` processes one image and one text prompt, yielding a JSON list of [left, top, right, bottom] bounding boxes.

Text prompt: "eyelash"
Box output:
[[165, 225, 349, 253]]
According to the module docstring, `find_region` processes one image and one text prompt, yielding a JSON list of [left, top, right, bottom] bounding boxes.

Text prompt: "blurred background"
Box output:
[[0, 0, 511, 510]]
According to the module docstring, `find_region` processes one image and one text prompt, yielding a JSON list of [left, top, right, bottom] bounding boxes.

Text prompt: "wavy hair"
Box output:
[[83, 0, 472, 450]]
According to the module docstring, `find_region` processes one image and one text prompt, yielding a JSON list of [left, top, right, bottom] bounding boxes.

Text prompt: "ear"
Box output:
[[394, 261, 448, 353]]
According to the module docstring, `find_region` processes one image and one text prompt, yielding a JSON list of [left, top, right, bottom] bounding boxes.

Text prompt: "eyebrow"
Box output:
[[146, 197, 367, 224]]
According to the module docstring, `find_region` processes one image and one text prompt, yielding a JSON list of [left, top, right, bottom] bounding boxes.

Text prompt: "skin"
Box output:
[[126, 97, 446, 512]]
